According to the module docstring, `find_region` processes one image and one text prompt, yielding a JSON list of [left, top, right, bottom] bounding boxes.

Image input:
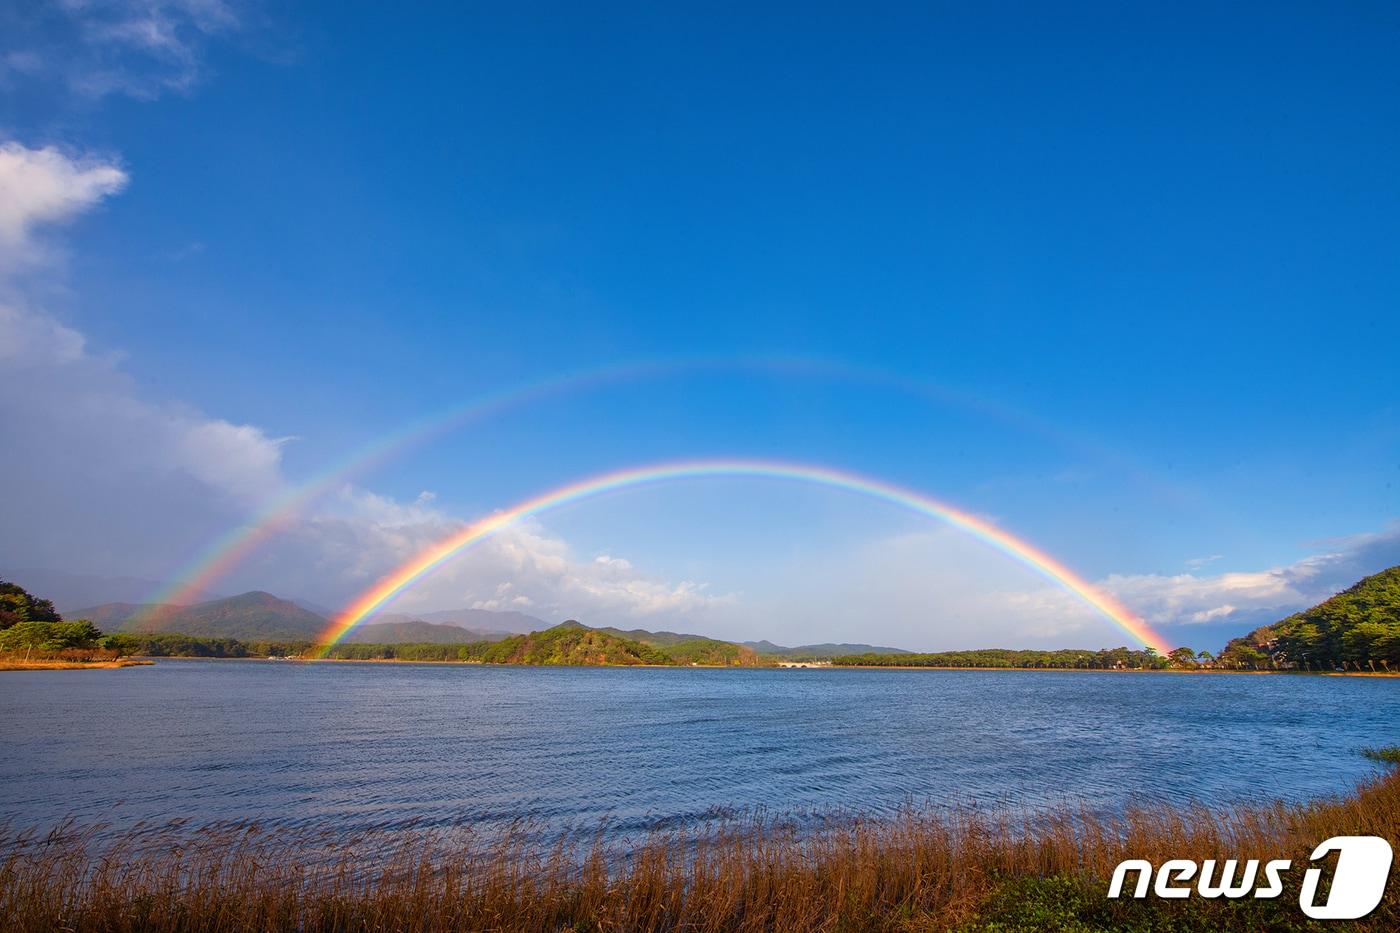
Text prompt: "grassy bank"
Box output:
[[2, 759, 1396, 931], [0, 658, 152, 671]]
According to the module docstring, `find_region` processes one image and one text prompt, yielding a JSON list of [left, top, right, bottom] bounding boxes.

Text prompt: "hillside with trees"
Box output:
[[1219, 565, 1400, 671], [662, 637, 762, 666], [0, 579, 108, 661]]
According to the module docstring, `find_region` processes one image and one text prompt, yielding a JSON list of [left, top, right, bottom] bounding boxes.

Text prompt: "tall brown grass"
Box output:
[[0, 647, 124, 662], [2, 767, 1396, 932]]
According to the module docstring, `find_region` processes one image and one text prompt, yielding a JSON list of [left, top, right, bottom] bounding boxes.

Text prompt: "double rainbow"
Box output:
[[144, 356, 1192, 619], [316, 459, 1171, 655]]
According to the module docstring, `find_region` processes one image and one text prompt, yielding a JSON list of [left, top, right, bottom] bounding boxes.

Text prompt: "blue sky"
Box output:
[[1, 2, 1397, 650]]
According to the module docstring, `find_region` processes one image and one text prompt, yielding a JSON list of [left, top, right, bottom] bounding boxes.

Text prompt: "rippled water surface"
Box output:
[[2, 661, 1396, 835]]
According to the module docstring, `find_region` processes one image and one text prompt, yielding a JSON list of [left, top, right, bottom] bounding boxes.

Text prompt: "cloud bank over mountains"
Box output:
[[992, 524, 1400, 645]]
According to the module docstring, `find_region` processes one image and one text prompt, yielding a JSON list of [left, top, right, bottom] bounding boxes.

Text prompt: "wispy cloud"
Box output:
[[160, 240, 204, 262], [4, 0, 251, 100]]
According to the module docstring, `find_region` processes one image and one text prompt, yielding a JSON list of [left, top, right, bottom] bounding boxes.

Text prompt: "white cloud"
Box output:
[[238, 499, 734, 624], [0, 142, 127, 269], [1185, 554, 1223, 569], [437, 522, 731, 621], [1190, 605, 1236, 623], [1094, 570, 1305, 628]]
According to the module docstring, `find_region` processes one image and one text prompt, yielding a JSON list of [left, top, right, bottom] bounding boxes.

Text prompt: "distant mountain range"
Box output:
[[65, 589, 912, 658], [372, 608, 548, 635], [596, 627, 909, 659], [742, 640, 911, 658], [343, 620, 513, 644], [75, 591, 329, 640]]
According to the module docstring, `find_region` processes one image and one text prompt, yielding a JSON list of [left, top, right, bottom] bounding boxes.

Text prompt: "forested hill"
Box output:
[[467, 621, 674, 666], [1220, 565, 1400, 671]]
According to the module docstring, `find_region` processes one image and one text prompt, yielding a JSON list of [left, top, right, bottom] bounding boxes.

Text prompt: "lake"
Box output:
[[2, 661, 1396, 837]]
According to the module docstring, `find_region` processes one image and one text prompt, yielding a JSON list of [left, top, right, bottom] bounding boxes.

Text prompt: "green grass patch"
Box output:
[[1362, 745, 1400, 765], [958, 872, 1333, 932]]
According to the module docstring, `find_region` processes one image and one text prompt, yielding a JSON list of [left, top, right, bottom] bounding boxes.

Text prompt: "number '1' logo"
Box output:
[[1299, 836, 1392, 920]]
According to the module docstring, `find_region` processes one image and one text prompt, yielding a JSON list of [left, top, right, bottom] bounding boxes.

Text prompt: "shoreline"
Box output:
[[0, 659, 154, 672], [126, 655, 1399, 676]]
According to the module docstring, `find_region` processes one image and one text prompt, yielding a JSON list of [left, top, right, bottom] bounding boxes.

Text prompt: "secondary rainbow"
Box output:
[[316, 459, 1172, 655]]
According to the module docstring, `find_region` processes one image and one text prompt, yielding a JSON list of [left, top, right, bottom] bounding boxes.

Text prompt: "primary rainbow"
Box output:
[[316, 459, 1172, 655]]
